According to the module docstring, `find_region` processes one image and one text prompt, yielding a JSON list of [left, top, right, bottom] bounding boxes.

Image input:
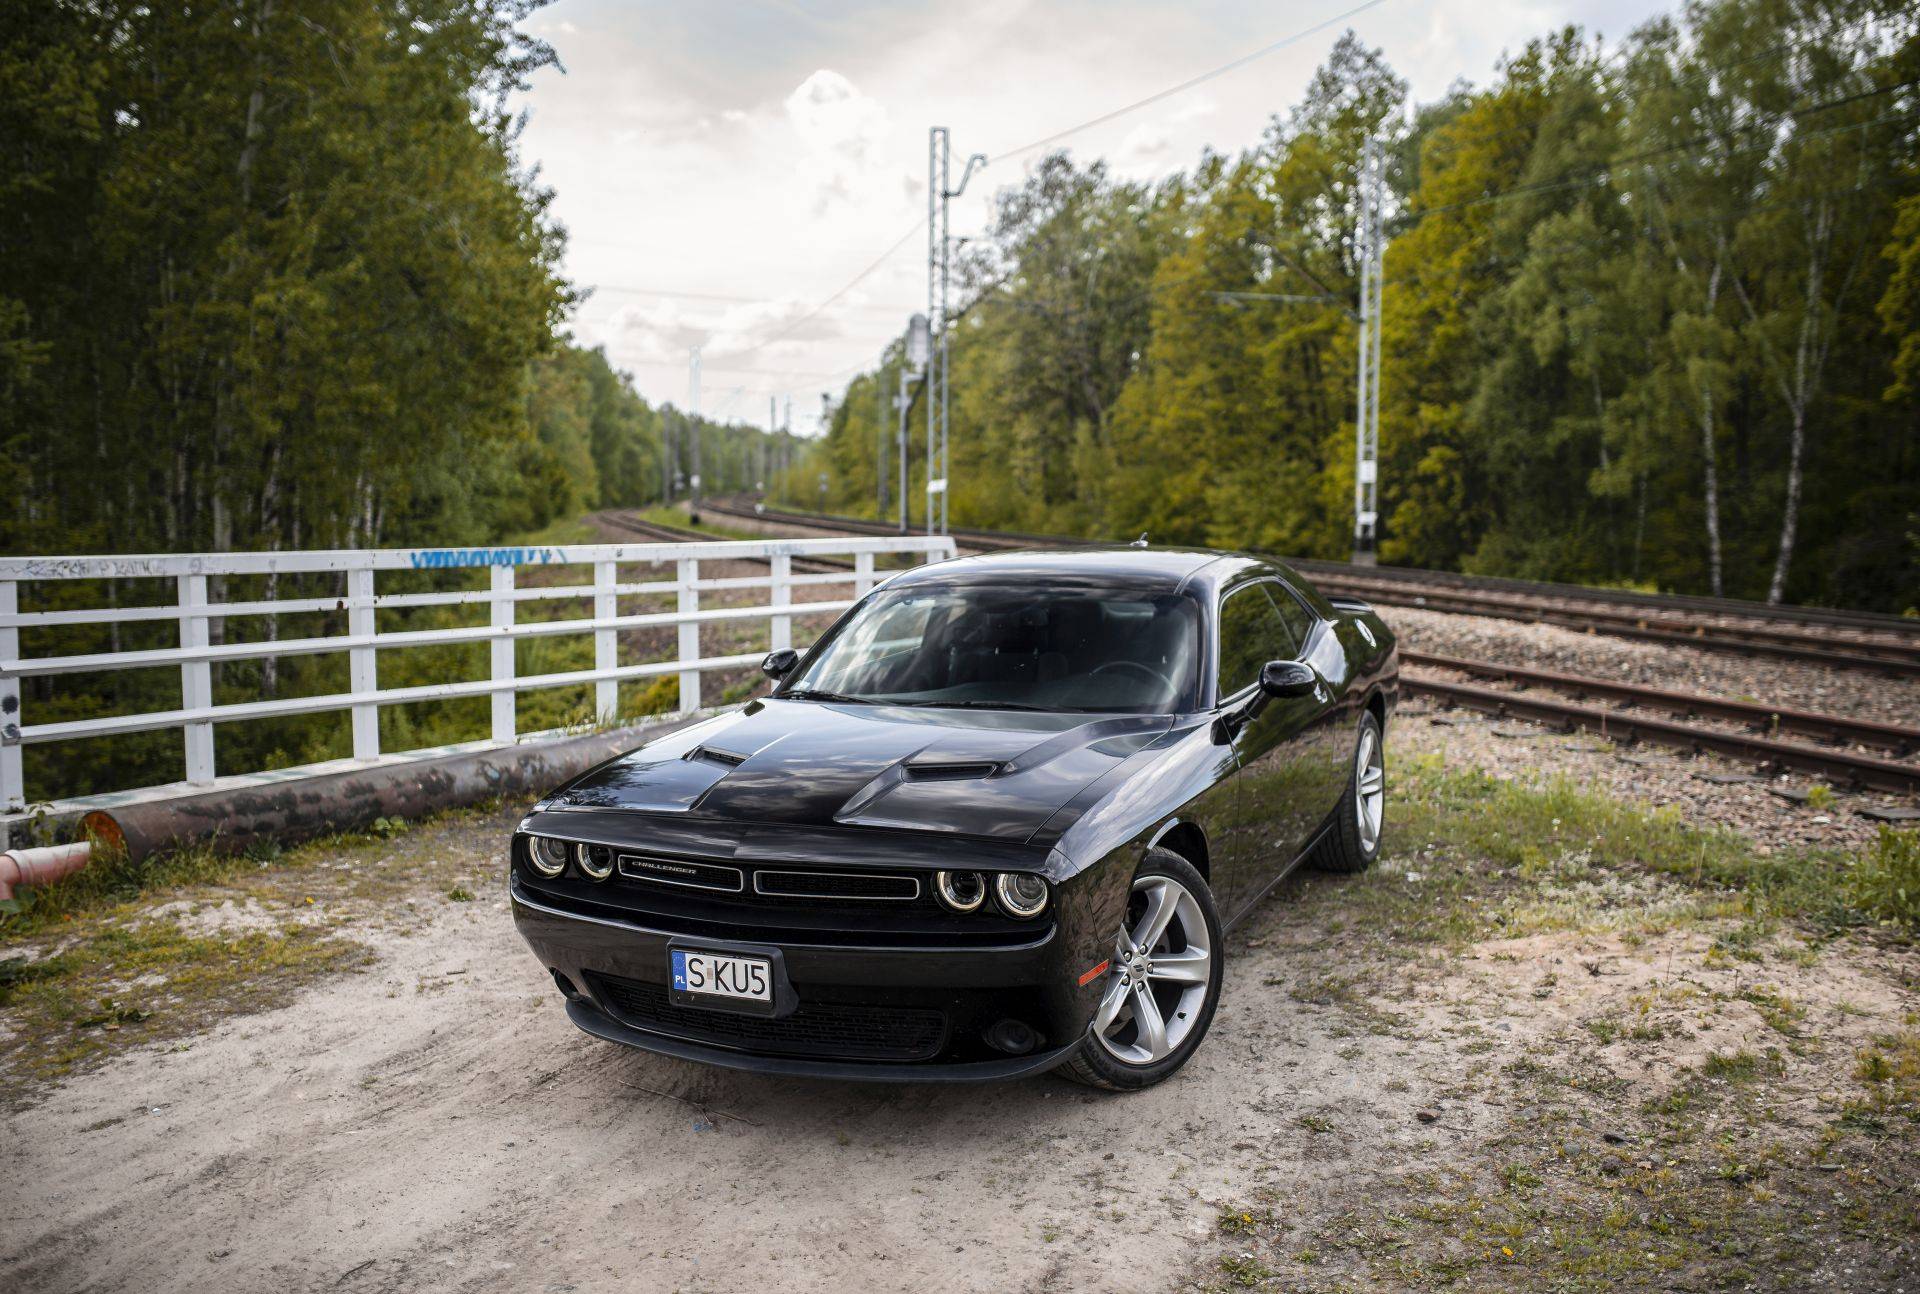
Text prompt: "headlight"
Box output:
[[933, 869, 986, 913], [527, 835, 569, 878], [994, 871, 1050, 918], [575, 842, 614, 881]]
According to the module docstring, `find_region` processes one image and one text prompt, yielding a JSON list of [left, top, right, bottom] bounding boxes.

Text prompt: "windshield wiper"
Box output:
[[779, 687, 877, 704], [909, 699, 1056, 712]]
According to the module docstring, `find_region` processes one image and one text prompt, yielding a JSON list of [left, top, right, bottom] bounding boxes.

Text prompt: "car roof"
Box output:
[[880, 545, 1269, 596]]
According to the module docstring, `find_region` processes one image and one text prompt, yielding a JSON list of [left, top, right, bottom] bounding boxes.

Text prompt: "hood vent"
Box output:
[[903, 760, 1000, 782], [687, 745, 748, 768]]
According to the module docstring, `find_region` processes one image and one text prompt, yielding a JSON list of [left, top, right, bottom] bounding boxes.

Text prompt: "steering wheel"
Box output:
[[1091, 660, 1171, 693]]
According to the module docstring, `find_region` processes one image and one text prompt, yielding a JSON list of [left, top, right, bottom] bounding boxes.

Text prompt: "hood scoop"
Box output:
[[687, 744, 748, 768], [903, 759, 1001, 782]]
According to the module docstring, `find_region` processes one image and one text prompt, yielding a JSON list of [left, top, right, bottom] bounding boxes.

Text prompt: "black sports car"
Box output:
[[510, 547, 1397, 1089]]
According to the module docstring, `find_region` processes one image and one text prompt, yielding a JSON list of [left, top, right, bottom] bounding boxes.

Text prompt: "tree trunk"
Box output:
[[1767, 402, 1805, 604], [1698, 262, 1725, 597]]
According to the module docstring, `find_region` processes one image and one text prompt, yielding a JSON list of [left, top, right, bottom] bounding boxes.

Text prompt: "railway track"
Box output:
[[671, 501, 1918, 799], [1403, 674, 1920, 797], [1312, 573, 1920, 678], [698, 499, 1920, 677], [1400, 652, 1920, 797], [595, 511, 856, 574]]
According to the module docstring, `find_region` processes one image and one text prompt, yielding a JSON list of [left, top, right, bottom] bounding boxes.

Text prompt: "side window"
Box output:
[[1265, 583, 1318, 656], [1217, 585, 1295, 698]]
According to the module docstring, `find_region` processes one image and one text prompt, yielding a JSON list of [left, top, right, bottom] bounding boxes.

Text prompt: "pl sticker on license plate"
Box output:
[[671, 949, 772, 1003]]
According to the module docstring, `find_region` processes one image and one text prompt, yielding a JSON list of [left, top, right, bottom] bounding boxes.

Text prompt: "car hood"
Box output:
[[549, 698, 1174, 843]]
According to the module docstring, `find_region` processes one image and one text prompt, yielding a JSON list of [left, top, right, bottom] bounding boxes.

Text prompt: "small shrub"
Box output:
[[1847, 828, 1920, 927]]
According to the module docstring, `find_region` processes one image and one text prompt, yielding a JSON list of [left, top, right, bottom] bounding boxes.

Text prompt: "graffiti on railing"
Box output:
[[404, 546, 568, 570]]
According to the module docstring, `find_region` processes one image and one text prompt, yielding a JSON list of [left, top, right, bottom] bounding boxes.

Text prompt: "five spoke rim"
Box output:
[[1093, 874, 1213, 1067], [1355, 724, 1385, 852]]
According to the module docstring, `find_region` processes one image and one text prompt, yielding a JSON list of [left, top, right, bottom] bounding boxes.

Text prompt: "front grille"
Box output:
[[618, 854, 743, 893], [753, 869, 920, 901], [591, 974, 949, 1062]]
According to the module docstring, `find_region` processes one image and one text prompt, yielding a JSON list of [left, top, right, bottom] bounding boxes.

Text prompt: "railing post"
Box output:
[[348, 567, 379, 760], [0, 579, 23, 814], [179, 573, 215, 784], [677, 557, 700, 713], [594, 559, 618, 722], [854, 551, 875, 597], [491, 564, 516, 742], [769, 552, 792, 652]]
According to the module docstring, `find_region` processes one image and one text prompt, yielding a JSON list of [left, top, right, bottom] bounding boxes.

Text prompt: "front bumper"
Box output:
[[563, 997, 1081, 1082], [511, 879, 1111, 1080]]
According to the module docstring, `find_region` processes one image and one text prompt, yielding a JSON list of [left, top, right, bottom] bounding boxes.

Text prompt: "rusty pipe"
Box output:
[[0, 840, 92, 902], [77, 715, 703, 865]]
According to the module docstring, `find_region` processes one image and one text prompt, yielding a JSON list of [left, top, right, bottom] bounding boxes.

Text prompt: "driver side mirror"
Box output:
[[762, 648, 800, 680], [1259, 659, 1318, 699]]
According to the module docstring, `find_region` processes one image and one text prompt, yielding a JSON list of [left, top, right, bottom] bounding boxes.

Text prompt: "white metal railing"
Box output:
[[0, 535, 956, 812]]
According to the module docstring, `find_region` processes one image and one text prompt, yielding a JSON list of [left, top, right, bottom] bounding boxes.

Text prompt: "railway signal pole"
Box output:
[[927, 128, 986, 537], [688, 347, 703, 512], [1352, 136, 1385, 566]]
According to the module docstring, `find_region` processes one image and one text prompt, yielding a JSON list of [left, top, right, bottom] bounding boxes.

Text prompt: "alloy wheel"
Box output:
[[1092, 873, 1214, 1066], [1355, 723, 1385, 853]]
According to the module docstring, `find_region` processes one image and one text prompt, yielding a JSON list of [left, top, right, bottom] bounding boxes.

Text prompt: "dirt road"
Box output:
[[5, 720, 1917, 1292], [2, 854, 1467, 1293]]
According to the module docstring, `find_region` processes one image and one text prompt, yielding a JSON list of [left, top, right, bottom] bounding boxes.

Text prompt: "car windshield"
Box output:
[[784, 584, 1202, 714]]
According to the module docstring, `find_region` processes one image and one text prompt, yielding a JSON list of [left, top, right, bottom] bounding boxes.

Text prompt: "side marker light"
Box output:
[[1077, 959, 1111, 987]]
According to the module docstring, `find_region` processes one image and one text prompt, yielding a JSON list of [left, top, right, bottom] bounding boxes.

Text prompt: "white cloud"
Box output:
[[782, 69, 892, 210], [521, 0, 1680, 434]]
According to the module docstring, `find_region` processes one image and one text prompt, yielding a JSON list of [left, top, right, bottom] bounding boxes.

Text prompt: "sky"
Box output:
[[514, 0, 1677, 437]]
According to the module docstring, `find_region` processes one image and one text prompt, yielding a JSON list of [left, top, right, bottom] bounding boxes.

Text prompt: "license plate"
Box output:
[[671, 948, 772, 1004]]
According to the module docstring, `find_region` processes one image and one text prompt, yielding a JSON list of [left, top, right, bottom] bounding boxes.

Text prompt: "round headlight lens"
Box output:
[[994, 871, 1050, 918], [527, 835, 569, 878], [933, 869, 986, 914], [575, 842, 614, 881]]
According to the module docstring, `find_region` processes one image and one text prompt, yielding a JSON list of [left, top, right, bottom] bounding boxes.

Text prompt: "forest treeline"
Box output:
[[1, 0, 780, 557], [787, 0, 1920, 610], [0, 0, 798, 802]]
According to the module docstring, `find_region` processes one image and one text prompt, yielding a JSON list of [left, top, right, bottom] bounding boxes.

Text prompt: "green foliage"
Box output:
[[1848, 828, 1920, 927], [778, 1, 1920, 611], [0, 1, 800, 802]]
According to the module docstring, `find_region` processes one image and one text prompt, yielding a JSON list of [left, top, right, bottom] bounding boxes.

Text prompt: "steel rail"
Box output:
[[703, 498, 1920, 637], [697, 500, 1920, 676], [1404, 676, 1920, 795], [1318, 575, 1920, 666], [1332, 582, 1920, 677], [1402, 651, 1919, 757]]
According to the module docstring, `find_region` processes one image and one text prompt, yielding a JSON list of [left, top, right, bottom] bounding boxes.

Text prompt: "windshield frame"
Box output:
[[777, 577, 1206, 716]]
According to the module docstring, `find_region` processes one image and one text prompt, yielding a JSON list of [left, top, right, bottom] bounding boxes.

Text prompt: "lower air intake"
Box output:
[[590, 975, 948, 1062]]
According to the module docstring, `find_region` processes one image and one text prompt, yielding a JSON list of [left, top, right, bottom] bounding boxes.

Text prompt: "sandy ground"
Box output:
[[2, 860, 1467, 1294], [6, 785, 1915, 1292]]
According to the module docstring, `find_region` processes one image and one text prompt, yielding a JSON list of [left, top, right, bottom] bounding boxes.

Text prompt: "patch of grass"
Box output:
[[1738, 985, 1805, 1036], [1361, 756, 1883, 940], [1847, 827, 1920, 928], [446, 886, 475, 902], [2, 918, 368, 1083], [1700, 1048, 1785, 1083], [1, 800, 505, 938], [1216, 1252, 1278, 1287], [1852, 1031, 1920, 1124]]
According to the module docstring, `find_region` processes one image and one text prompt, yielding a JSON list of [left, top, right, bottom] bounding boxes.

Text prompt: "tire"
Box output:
[[1313, 709, 1385, 874], [1059, 848, 1224, 1091]]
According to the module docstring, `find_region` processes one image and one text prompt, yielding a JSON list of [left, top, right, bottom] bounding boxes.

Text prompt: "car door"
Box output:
[[1266, 576, 1352, 835], [1212, 579, 1324, 922]]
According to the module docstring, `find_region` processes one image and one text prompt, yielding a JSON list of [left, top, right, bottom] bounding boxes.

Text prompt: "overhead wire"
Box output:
[[986, 0, 1396, 164]]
